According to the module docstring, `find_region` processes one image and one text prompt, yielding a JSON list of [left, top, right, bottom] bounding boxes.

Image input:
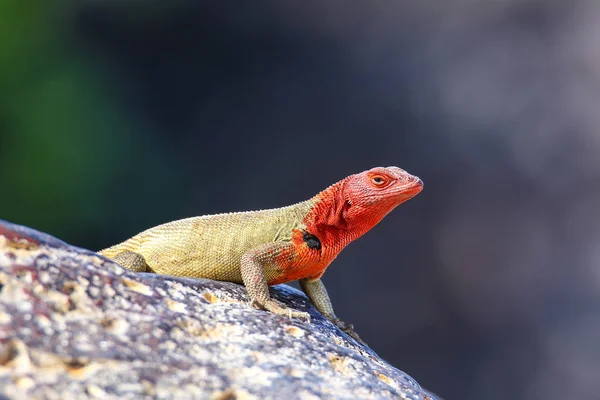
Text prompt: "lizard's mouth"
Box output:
[[397, 177, 423, 201]]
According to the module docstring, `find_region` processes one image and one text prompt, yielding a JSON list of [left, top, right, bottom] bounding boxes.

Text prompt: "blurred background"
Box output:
[[2, 0, 600, 399]]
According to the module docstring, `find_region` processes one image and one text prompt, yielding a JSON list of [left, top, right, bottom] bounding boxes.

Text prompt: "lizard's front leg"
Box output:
[[241, 243, 310, 322], [299, 278, 364, 343]]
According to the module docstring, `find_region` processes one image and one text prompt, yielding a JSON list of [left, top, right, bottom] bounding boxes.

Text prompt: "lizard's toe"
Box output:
[[333, 318, 366, 344], [291, 310, 311, 322], [262, 300, 311, 323]]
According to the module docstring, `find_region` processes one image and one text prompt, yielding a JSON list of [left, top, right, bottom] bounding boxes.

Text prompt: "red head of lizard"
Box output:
[[307, 165, 423, 240], [276, 166, 423, 283]]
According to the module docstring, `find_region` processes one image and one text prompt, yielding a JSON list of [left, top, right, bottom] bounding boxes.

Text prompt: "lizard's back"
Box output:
[[99, 200, 315, 283]]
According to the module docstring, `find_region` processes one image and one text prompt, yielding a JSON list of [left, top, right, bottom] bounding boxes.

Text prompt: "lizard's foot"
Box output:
[[332, 318, 365, 344], [110, 251, 151, 273], [252, 299, 311, 322]]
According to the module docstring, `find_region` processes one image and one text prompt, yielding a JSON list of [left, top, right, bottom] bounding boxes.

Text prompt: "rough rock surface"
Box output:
[[0, 219, 438, 400]]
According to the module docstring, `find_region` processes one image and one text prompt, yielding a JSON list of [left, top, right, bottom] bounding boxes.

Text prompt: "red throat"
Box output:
[[302, 179, 358, 254]]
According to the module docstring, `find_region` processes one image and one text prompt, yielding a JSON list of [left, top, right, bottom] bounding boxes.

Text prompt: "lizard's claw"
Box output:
[[253, 299, 311, 323], [333, 318, 366, 344]]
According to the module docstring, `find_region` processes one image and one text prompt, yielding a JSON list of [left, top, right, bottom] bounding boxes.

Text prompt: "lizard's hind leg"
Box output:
[[109, 251, 153, 273]]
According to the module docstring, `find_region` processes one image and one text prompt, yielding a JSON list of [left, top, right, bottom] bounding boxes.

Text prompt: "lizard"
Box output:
[[98, 166, 423, 342]]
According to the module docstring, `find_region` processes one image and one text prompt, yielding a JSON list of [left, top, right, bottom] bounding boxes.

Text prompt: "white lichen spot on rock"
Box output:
[[186, 343, 213, 362], [232, 366, 280, 388], [0, 279, 33, 313], [165, 299, 188, 314], [76, 276, 90, 288], [28, 349, 64, 369], [15, 376, 35, 391], [100, 317, 130, 336], [201, 290, 241, 305], [72, 333, 97, 353], [287, 368, 306, 379], [0, 312, 11, 324], [202, 291, 220, 304], [327, 354, 355, 376], [166, 282, 188, 300], [197, 323, 247, 340], [0, 339, 32, 372], [121, 277, 153, 296], [14, 269, 34, 284], [44, 290, 70, 313], [88, 286, 100, 298], [86, 384, 108, 399], [0, 234, 38, 251], [250, 351, 268, 364], [38, 271, 51, 284], [62, 281, 96, 313], [330, 335, 345, 347], [66, 359, 100, 380], [376, 371, 397, 389], [175, 316, 233, 338], [159, 340, 177, 352], [102, 285, 116, 298], [34, 314, 52, 329], [284, 325, 305, 338]]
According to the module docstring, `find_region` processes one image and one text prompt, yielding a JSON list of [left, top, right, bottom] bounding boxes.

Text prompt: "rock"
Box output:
[[0, 219, 439, 400]]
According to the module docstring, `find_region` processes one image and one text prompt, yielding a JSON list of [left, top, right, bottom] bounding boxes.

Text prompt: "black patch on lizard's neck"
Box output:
[[303, 231, 321, 250]]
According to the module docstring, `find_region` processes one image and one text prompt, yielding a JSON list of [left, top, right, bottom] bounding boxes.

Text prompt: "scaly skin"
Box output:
[[99, 166, 423, 342]]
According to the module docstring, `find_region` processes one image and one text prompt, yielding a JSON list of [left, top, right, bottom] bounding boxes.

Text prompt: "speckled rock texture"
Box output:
[[0, 219, 438, 400]]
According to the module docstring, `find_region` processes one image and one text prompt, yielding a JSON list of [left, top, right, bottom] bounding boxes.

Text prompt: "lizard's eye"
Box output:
[[370, 175, 389, 187]]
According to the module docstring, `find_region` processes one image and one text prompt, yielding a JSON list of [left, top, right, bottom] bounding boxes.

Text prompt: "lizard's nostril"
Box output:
[[403, 177, 423, 196]]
